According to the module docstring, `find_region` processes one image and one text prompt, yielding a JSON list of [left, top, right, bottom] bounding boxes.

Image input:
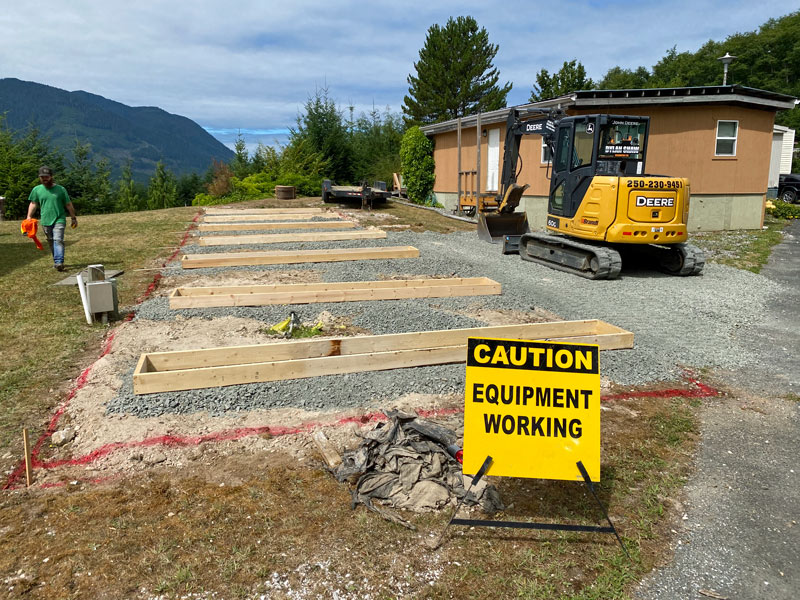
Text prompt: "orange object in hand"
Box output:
[[21, 218, 44, 251]]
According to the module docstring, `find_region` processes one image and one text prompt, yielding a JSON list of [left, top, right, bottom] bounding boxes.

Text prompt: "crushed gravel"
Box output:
[[108, 230, 784, 417]]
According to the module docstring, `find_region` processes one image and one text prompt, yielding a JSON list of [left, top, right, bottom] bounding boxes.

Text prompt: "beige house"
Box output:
[[420, 85, 797, 231]]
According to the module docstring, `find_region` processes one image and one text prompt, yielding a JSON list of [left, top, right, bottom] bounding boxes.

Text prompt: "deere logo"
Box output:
[[636, 196, 674, 207]]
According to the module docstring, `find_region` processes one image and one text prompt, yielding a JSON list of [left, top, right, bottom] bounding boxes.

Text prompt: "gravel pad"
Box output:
[[108, 230, 783, 417]]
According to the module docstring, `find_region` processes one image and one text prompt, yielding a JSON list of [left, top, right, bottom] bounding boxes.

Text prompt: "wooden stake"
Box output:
[[23, 428, 32, 487]]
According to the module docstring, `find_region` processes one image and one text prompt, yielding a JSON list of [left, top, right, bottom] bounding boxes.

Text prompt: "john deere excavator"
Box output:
[[479, 108, 705, 279]]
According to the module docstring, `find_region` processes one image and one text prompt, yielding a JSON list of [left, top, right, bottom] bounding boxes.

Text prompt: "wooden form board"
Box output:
[[198, 221, 357, 232], [204, 207, 324, 215], [198, 230, 387, 246], [181, 245, 420, 269], [169, 277, 502, 308], [133, 320, 633, 394], [203, 214, 335, 223]]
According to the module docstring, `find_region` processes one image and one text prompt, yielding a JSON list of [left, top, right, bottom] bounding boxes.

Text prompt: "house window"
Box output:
[[541, 139, 551, 163], [716, 120, 738, 156]]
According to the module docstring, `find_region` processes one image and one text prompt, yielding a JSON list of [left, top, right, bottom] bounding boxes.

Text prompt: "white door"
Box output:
[[768, 133, 782, 189], [486, 128, 500, 192]]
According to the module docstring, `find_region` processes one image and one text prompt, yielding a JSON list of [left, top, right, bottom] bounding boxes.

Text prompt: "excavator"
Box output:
[[478, 108, 705, 279]]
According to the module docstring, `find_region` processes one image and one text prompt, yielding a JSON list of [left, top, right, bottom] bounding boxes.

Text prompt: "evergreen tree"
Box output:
[[60, 141, 114, 214], [147, 161, 178, 209], [403, 16, 512, 126], [290, 87, 353, 183], [251, 143, 280, 177], [529, 60, 594, 102], [0, 119, 62, 218], [116, 161, 142, 212], [351, 107, 405, 185], [176, 172, 204, 206], [231, 134, 251, 179]]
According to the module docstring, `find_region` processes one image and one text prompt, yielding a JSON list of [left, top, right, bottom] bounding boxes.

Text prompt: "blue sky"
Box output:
[[0, 1, 793, 151]]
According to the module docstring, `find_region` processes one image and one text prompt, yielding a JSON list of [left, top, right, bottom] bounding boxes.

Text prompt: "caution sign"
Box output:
[[463, 337, 601, 482]]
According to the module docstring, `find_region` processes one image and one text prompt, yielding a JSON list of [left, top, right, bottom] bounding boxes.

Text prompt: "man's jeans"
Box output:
[[43, 222, 65, 266]]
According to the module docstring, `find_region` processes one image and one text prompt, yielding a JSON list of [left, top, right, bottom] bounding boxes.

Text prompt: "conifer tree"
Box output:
[[116, 161, 142, 212], [147, 161, 178, 209], [403, 16, 512, 126]]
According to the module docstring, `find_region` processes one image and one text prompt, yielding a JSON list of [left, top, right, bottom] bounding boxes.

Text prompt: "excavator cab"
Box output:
[[547, 115, 649, 222]]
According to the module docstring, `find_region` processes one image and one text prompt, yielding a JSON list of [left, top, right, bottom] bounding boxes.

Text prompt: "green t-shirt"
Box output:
[[28, 184, 71, 226]]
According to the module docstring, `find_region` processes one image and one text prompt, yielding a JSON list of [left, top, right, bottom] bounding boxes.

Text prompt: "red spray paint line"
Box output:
[[4, 380, 719, 490], [3, 214, 202, 491]]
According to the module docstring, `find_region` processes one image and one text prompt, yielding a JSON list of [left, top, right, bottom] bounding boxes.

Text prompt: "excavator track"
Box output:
[[643, 242, 706, 276], [519, 232, 623, 280]]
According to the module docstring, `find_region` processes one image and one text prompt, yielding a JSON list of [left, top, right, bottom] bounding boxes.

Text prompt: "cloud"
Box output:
[[0, 0, 792, 133]]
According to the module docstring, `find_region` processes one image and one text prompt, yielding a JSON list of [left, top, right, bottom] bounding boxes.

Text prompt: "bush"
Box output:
[[399, 126, 435, 205], [766, 199, 800, 219]]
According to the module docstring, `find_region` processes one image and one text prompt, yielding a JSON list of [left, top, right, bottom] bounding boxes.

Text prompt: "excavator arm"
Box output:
[[477, 109, 561, 242]]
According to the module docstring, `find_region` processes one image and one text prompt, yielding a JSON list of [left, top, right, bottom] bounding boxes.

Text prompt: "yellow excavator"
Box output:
[[478, 109, 705, 279]]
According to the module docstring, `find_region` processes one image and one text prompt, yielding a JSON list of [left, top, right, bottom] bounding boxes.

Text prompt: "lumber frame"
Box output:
[[198, 230, 386, 246], [180, 245, 420, 268], [204, 207, 323, 215], [168, 277, 502, 308], [198, 221, 357, 232], [133, 320, 633, 394], [203, 214, 336, 223]]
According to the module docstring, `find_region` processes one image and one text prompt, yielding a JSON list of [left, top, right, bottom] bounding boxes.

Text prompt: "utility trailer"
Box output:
[[322, 179, 391, 210]]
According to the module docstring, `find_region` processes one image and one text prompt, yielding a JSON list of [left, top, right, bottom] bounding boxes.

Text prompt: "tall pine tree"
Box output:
[[403, 16, 512, 126]]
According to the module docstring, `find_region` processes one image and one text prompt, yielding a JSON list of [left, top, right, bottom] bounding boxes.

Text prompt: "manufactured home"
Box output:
[[421, 85, 797, 231]]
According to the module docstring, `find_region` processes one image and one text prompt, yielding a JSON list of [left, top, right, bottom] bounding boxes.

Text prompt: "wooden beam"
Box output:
[[203, 214, 335, 223], [197, 230, 387, 246], [133, 320, 633, 394], [181, 245, 420, 269], [198, 221, 357, 232], [204, 207, 324, 215], [169, 277, 502, 308]]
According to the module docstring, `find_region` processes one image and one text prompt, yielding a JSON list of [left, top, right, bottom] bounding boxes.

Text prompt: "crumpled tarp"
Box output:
[[333, 410, 504, 528]]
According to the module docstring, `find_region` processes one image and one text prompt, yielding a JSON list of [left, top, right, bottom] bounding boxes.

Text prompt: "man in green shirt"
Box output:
[[26, 166, 77, 271]]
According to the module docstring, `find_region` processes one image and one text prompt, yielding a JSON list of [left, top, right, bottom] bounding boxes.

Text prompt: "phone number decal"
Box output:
[[626, 179, 684, 189]]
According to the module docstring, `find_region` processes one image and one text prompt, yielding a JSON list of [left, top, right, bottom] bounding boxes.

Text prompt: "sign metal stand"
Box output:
[[443, 456, 630, 559]]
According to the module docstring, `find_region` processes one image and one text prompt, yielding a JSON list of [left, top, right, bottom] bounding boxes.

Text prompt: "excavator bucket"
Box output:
[[477, 212, 529, 243]]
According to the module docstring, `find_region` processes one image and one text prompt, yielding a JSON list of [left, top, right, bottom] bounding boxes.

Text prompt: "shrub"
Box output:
[[766, 199, 800, 220], [399, 126, 435, 205]]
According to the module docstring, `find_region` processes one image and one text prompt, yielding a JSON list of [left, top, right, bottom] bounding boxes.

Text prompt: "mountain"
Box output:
[[0, 78, 234, 180]]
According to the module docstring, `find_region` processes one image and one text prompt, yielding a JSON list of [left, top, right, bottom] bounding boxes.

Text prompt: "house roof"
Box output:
[[420, 85, 798, 136]]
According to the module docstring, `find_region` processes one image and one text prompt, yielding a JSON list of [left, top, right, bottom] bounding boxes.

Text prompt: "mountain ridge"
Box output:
[[0, 78, 234, 180]]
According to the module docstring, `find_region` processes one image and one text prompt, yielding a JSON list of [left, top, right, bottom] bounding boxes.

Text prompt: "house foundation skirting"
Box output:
[[432, 191, 765, 231]]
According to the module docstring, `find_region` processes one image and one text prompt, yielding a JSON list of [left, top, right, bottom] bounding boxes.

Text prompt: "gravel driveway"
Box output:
[[635, 221, 800, 600]]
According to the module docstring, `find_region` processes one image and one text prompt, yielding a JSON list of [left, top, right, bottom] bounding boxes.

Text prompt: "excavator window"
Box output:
[[599, 120, 646, 159], [555, 127, 570, 173], [572, 123, 594, 170], [551, 181, 565, 213]]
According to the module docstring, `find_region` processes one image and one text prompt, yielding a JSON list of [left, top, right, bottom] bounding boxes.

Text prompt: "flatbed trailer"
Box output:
[[322, 179, 391, 209]]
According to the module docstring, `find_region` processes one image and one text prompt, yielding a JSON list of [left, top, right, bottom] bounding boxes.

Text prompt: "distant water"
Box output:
[[203, 127, 290, 155]]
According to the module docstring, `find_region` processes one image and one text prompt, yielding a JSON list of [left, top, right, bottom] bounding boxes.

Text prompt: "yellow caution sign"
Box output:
[[463, 337, 601, 482]]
